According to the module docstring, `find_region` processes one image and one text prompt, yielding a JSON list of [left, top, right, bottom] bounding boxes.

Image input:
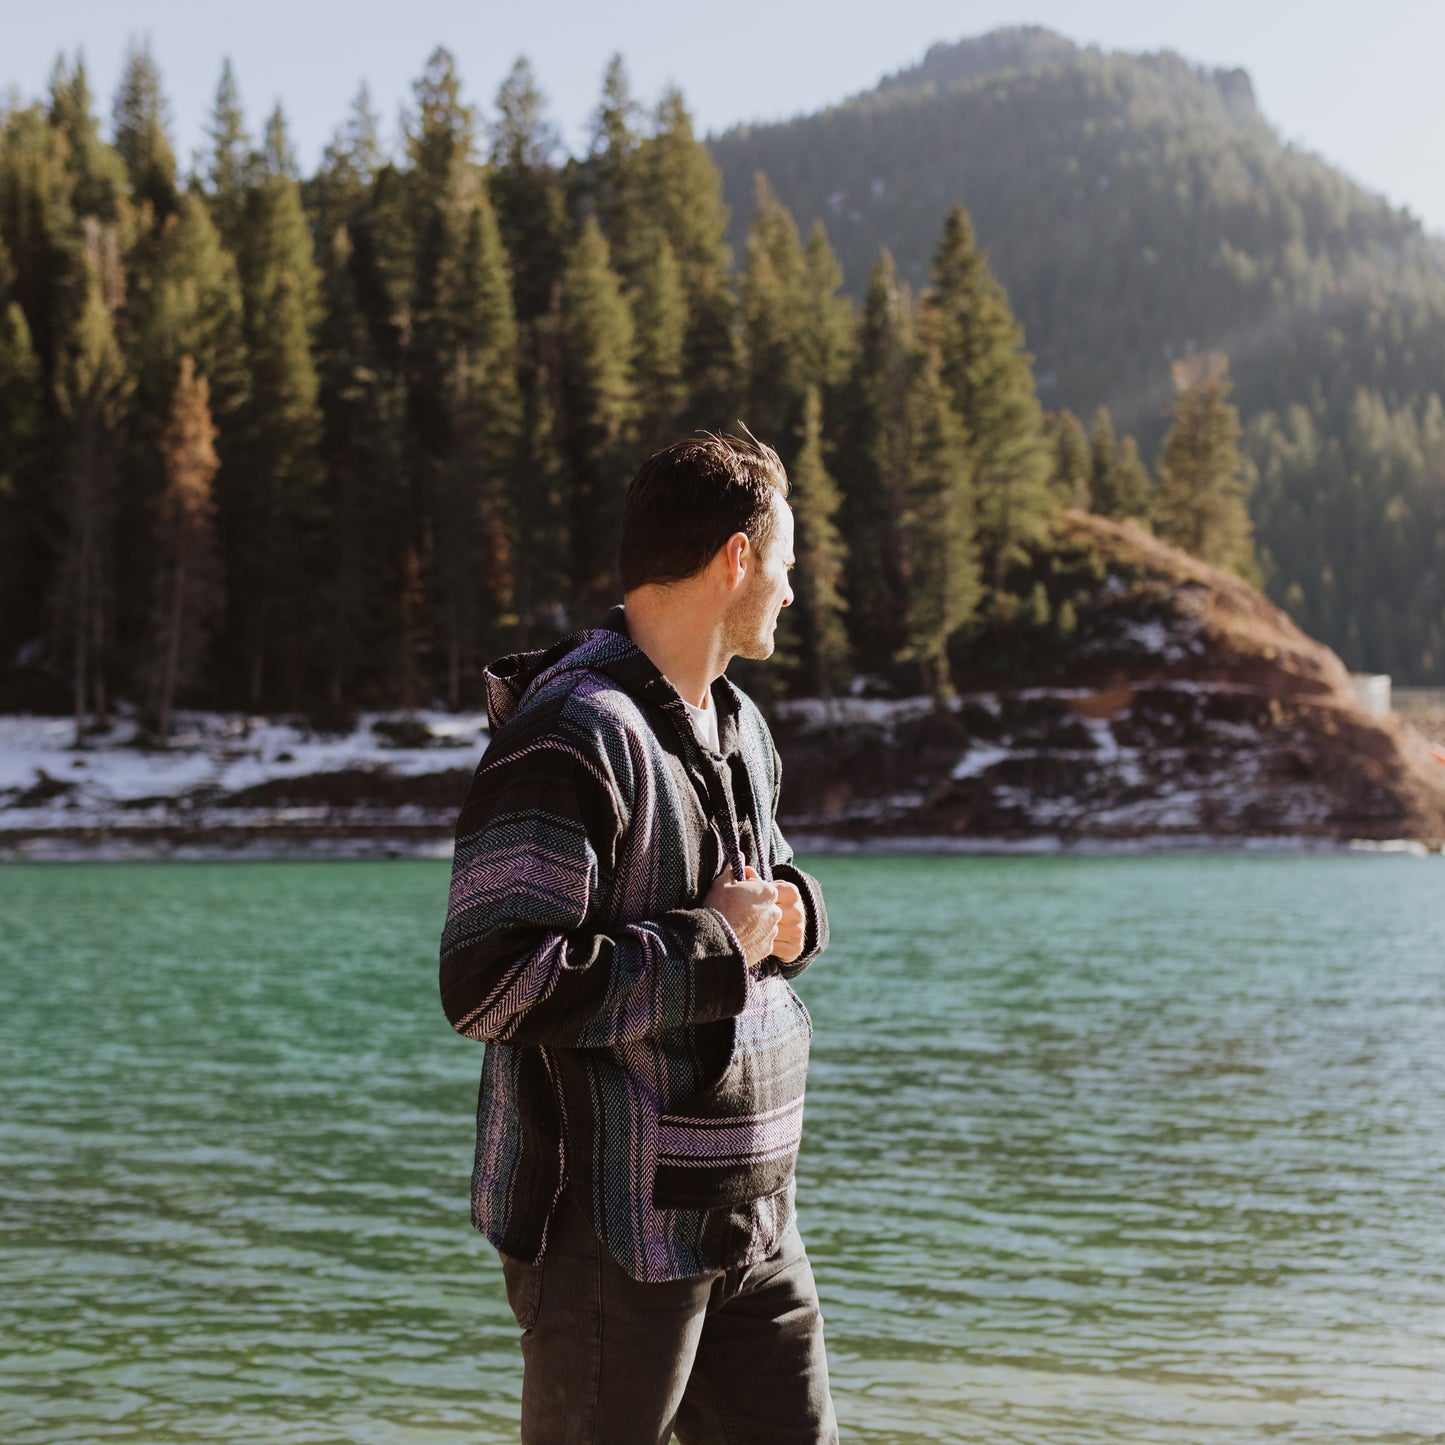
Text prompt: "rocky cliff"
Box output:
[[769, 512, 1445, 850]]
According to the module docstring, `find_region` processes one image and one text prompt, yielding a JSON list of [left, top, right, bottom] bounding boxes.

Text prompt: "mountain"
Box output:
[[708, 29, 1445, 682], [709, 26, 1445, 439]]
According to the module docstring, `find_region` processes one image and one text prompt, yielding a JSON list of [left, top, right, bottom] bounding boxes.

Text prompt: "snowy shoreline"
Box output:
[[3, 705, 1441, 862]]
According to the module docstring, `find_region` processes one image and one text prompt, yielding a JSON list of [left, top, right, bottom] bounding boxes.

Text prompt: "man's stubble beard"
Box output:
[[721, 586, 776, 663]]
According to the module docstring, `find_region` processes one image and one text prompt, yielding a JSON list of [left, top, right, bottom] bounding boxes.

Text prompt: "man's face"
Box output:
[[722, 497, 795, 662]]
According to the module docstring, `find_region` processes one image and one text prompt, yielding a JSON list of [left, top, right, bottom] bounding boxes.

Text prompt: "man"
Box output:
[[439, 433, 837, 1443]]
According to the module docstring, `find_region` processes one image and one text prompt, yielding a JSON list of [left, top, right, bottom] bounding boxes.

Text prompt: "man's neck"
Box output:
[[620, 592, 728, 709]]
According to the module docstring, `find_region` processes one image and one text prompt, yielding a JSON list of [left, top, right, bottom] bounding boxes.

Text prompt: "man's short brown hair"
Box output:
[[619, 433, 790, 592]]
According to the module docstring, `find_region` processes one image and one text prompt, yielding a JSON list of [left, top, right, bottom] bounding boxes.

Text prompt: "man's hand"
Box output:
[[769, 876, 805, 964], [703, 863, 781, 968]]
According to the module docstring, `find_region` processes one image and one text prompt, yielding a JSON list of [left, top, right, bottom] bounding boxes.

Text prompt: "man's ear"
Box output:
[[722, 531, 750, 589]]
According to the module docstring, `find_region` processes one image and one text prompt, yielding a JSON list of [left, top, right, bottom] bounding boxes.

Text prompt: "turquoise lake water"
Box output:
[[2, 856, 1443, 1443]]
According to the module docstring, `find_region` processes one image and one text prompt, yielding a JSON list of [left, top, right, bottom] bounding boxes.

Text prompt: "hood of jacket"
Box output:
[[483, 604, 745, 758], [483, 606, 762, 881]]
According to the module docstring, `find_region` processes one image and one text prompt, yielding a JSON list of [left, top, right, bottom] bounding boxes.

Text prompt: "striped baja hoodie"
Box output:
[[439, 605, 829, 1282]]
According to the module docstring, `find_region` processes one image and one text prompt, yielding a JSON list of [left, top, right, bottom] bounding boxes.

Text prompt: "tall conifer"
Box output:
[[429, 175, 522, 704], [0, 241, 45, 651], [111, 41, 177, 219], [786, 386, 849, 696], [631, 236, 688, 453], [558, 217, 635, 616], [799, 224, 852, 400], [1089, 405, 1152, 519], [1049, 409, 1092, 509], [231, 126, 324, 706], [488, 58, 565, 326], [317, 223, 407, 706], [52, 232, 130, 740], [835, 251, 913, 677], [48, 55, 128, 222], [1153, 353, 1257, 577], [511, 346, 570, 643], [588, 56, 649, 289], [149, 355, 223, 739], [900, 338, 979, 699], [203, 60, 252, 250], [740, 177, 806, 448], [643, 90, 737, 430], [926, 204, 1052, 598]]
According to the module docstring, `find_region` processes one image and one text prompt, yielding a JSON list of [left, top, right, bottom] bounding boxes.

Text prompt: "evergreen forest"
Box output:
[[0, 34, 1435, 743]]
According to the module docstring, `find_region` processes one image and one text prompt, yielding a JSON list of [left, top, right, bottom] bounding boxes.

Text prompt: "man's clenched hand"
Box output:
[[768, 875, 805, 964], [703, 863, 781, 968]]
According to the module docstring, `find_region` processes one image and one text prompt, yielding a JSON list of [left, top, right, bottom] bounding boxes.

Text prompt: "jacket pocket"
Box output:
[[652, 978, 812, 1210]]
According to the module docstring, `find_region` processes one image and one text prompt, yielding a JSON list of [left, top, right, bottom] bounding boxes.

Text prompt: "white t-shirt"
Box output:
[[680, 689, 719, 754]]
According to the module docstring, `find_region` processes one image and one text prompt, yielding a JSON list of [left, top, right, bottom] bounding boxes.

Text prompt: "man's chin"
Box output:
[[730, 637, 773, 663]]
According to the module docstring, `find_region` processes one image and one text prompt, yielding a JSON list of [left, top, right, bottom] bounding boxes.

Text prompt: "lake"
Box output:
[[2, 856, 1442, 1442]]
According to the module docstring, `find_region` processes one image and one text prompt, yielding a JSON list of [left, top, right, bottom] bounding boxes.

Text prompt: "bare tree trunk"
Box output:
[[158, 560, 185, 743], [72, 445, 93, 748], [447, 600, 460, 711]]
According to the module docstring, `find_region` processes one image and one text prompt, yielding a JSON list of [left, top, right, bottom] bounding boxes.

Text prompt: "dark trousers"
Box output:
[[500, 1189, 839, 1444]]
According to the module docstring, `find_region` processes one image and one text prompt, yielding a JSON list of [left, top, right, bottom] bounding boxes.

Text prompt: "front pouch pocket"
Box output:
[[652, 977, 812, 1210]]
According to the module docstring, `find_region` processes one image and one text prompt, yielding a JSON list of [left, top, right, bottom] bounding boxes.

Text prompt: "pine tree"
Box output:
[[428, 174, 522, 704], [134, 193, 248, 430], [0, 240, 45, 651], [231, 142, 324, 707], [588, 55, 649, 289], [316, 223, 407, 706], [740, 177, 806, 448], [1049, 409, 1092, 509], [117, 191, 246, 677], [558, 217, 635, 615], [52, 230, 131, 742], [406, 47, 474, 184], [1153, 353, 1257, 577], [799, 224, 852, 399], [1089, 405, 1152, 519], [48, 54, 128, 222], [488, 58, 565, 326], [312, 84, 383, 242], [202, 60, 252, 250], [899, 337, 979, 700], [926, 204, 1052, 597], [642, 90, 738, 430], [260, 103, 299, 181], [149, 356, 222, 739], [785, 386, 849, 696], [631, 235, 688, 454], [111, 40, 178, 220], [835, 251, 913, 678], [1, 105, 76, 385], [511, 344, 570, 642]]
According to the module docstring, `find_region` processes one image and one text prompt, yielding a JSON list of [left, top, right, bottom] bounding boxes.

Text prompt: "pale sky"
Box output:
[[7, 0, 1444, 236]]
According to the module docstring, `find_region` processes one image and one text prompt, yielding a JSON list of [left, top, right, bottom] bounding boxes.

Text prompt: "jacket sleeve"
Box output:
[[765, 741, 829, 980], [440, 726, 749, 1048]]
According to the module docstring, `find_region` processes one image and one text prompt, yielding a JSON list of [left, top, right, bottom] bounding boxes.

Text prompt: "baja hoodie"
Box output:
[[439, 605, 829, 1283]]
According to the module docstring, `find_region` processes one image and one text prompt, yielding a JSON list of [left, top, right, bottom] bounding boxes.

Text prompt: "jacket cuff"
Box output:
[[669, 905, 750, 1022], [768, 861, 829, 979]]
